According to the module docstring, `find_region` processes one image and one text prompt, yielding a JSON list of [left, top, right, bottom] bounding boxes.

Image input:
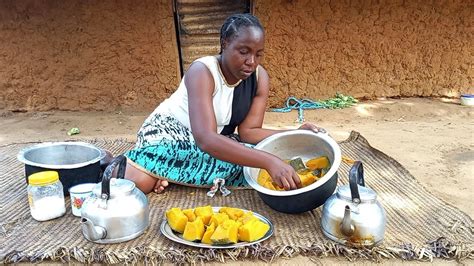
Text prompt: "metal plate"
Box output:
[[160, 207, 274, 249]]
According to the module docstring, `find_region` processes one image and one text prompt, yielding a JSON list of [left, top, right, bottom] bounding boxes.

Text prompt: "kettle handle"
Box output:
[[101, 154, 127, 200], [349, 161, 365, 203]]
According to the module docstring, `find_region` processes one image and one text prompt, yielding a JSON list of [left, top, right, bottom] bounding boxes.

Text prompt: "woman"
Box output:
[[121, 13, 323, 193]]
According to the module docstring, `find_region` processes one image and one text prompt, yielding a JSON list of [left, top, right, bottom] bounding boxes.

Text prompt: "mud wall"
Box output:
[[0, 0, 179, 111], [0, 1, 472, 111], [255, 0, 473, 107]]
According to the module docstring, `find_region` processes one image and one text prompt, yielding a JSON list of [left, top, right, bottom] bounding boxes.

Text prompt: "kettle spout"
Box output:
[[340, 205, 355, 237], [81, 217, 107, 241]]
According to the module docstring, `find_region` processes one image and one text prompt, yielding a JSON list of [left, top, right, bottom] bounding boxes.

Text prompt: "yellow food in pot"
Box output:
[[257, 156, 330, 190]]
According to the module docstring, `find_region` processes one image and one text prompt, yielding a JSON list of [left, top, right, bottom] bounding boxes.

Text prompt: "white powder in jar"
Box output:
[[30, 196, 66, 221]]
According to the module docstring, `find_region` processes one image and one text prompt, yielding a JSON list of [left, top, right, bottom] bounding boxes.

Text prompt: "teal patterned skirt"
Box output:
[[125, 113, 249, 188]]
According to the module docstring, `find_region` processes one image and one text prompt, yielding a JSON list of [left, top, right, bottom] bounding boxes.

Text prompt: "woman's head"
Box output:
[[219, 14, 265, 82], [220, 14, 264, 53]]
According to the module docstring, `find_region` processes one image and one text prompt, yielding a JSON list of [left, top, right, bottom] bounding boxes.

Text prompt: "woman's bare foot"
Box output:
[[153, 179, 169, 193]]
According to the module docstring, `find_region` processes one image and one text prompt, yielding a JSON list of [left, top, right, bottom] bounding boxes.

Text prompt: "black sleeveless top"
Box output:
[[220, 71, 258, 136]]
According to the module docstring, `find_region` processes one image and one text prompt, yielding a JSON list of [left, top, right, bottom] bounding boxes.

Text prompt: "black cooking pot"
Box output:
[[17, 142, 106, 196], [243, 130, 341, 214]]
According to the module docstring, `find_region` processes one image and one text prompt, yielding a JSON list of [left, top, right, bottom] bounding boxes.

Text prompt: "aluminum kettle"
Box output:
[[80, 155, 149, 244], [321, 161, 386, 247]]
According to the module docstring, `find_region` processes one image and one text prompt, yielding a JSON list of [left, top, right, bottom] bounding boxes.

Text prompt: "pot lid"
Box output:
[[93, 178, 136, 198], [336, 184, 377, 202]]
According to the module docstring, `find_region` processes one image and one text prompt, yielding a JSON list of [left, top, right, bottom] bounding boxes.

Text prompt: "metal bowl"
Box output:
[[243, 130, 341, 214], [18, 142, 106, 195]]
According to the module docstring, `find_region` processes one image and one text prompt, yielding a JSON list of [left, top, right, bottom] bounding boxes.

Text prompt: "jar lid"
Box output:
[[337, 184, 377, 202], [28, 171, 59, 186]]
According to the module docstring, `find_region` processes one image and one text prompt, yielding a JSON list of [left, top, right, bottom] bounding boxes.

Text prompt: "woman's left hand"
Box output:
[[298, 123, 327, 133]]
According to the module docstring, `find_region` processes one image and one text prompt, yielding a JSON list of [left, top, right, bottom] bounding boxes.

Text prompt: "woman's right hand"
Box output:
[[266, 158, 302, 190]]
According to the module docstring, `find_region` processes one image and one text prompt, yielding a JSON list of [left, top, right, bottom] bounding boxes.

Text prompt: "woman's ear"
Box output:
[[221, 39, 228, 52]]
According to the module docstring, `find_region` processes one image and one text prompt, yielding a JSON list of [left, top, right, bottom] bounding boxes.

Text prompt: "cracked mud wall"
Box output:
[[0, 0, 179, 111], [255, 0, 473, 107], [0, 0, 473, 111]]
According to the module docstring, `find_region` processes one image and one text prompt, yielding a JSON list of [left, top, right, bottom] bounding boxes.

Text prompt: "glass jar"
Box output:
[[27, 171, 66, 221]]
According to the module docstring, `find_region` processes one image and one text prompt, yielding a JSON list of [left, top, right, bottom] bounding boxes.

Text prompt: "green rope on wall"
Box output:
[[270, 93, 358, 123]]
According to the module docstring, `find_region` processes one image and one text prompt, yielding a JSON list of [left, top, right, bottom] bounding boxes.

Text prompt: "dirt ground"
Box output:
[[1, 97, 473, 264]]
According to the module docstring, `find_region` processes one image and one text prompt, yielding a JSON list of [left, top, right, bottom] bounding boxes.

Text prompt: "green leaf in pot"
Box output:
[[289, 157, 306, 172]]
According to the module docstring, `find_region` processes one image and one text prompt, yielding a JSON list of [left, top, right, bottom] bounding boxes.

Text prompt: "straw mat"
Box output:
[[1, 132, 472, 264]]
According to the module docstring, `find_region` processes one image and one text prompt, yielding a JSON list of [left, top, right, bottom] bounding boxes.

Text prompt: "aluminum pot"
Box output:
[[17, 142, 106, 196], [243, 130, 341, 214]]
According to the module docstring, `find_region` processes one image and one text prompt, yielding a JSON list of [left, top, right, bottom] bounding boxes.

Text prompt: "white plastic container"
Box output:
[[27, 171, 66, 221], [460, 94, 474, 106], [69, 183, 96, 217]]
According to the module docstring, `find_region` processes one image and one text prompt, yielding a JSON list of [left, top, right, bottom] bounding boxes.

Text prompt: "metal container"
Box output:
[[17, 142, 106, 196], [321, 162, 386, 247], [81, 155, 149, 244], [243, 130, 341, 214]]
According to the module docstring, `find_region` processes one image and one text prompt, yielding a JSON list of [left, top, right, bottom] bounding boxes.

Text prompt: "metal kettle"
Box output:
[[80, 155, 149, 244], [321, 161, 386, 247]]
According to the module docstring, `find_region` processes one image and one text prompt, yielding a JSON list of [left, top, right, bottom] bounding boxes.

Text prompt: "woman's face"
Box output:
[[221, 26, 265, 83]]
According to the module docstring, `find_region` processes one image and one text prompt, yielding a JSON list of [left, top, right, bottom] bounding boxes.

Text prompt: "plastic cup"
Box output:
[[68, 183, 96, 217]]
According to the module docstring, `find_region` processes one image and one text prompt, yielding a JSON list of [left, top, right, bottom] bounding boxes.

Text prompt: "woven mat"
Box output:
[[1, 132, 472, 264]]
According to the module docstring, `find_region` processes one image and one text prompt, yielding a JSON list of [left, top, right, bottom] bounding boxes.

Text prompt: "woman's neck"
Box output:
[[217, 55, 239, 85]]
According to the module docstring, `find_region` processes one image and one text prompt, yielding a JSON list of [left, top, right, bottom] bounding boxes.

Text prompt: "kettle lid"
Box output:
[[337, 184, 377, 203], [93, 178, 135, 198], [336, 161, 378, 203]]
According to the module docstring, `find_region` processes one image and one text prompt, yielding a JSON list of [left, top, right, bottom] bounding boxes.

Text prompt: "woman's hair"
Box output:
[[219, 13, 264, 53]]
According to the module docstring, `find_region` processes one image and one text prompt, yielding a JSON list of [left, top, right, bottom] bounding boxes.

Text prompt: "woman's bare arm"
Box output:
[[237, 66, 288, 144], [238, 66, 326, 144]]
